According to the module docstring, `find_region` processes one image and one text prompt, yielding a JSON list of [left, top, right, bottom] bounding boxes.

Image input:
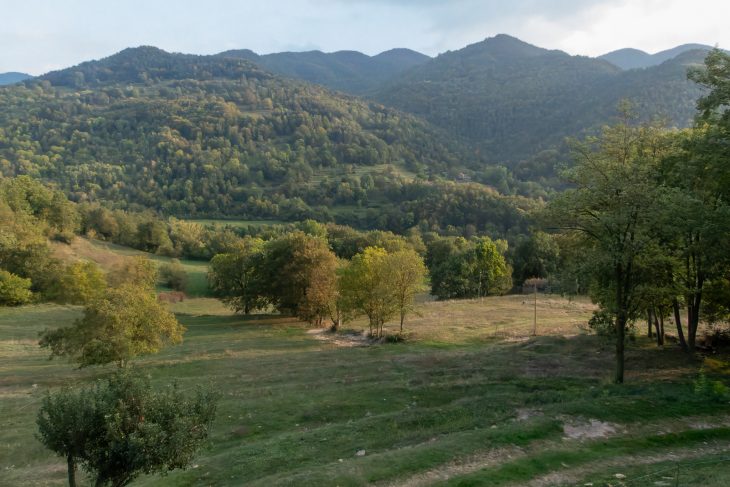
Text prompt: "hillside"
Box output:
[[217, 47, 430, 94], [0, 72, 32, 85], [0, 46, 493, 227], [600, 43, 713, 69], [373, 35, 706, 163]]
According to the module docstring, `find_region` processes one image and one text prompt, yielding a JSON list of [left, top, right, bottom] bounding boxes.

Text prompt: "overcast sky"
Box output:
[[3, 0, 728, 75]]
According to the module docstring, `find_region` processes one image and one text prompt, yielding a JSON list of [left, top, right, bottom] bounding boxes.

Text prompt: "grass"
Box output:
[[1, 294, 729, 486], [184, 219, 287, 229], [52, 237, 210, 296]]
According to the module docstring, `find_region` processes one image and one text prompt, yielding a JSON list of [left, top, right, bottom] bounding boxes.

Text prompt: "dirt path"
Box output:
[[382, 446, 527, 487], [306, 328, 371, 347], [382, 414, 730, 487], [523, 440, 730, 487]]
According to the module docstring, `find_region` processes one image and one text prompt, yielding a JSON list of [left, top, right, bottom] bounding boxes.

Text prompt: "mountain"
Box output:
[[373, 34, 706, 163], [0, 46, 501, 230], [598, 48, 654, 70], [217, 47, 430, 94], [600, 43, 713, 70], [0, 72, 32, 85]]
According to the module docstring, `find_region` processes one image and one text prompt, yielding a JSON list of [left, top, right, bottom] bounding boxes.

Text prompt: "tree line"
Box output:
[[207, 228, 513, 335]]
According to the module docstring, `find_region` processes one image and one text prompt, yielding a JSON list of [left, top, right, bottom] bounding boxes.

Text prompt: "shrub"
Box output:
[[159, 259, 188, 292], [0, 269, 33, 306]]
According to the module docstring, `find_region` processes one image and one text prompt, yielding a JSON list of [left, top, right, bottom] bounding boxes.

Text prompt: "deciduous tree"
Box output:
[[208, 237, 267, 314], [37, 370, 217, 487], [40, 284, 185, 367], [546, 108, 670, 383]]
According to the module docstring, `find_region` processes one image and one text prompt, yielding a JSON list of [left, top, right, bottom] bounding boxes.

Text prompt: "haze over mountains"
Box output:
[[598, 43, 715, 70], [0, 72, 32, 85]]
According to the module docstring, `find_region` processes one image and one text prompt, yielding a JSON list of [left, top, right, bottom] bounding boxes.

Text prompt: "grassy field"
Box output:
[[2, 294, 730, 486], [184, 219, 288, 229], [52, 238, 210, 296]]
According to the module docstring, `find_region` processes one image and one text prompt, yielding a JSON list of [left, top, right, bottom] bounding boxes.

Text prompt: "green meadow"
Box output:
[[2, 293, 730, 486]]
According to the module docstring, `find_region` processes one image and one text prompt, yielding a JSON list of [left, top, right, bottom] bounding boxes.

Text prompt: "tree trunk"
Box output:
[[614, 264, 626, 384], [400, 311, 404, 333], [687, 290, 702, 352], [652, 310, 663, 346], [658, 313, 665, 346], [647, 309, 653, 338], [672, 299, 688, 352], [67, 454, 76, 487], [615, 312, 626, 384]]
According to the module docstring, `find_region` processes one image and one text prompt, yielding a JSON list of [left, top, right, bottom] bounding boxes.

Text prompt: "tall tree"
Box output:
[[257, 232, 338, 317], [340, 247, 398, 337], [546, 109, 670, 383], [208, 237, 267, 314], [657, 49, 730, 351], [385, 249, 427, 332], [298, 249, 341, 326]]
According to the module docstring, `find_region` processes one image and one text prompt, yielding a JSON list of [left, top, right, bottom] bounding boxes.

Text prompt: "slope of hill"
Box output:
[[374, 34, 706, 163], [217, 47, 430, 94], [600, 43, 713, 69], [0, 46, 509, 230], [0, 72, 32, 85]]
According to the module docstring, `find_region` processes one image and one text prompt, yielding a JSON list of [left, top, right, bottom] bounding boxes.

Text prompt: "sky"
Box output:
[[2, 0, 729, 75]]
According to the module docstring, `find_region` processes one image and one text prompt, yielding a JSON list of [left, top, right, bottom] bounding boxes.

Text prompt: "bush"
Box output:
[[588, 309, 615, 337], [0, 269, 33, 306], [588, 309, 635, 341], [693, 368, 729, 402], [159, 259, 188, 292], [50, 261, 106, 305]]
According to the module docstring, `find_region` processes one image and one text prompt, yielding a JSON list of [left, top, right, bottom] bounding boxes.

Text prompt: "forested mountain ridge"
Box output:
[[217, 47, 430, 94], [373, 34, 707, 163], [0, 46, 530, 234], [0, 72, 32, 85]]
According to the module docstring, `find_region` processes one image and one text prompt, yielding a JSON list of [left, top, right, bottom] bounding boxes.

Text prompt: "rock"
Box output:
[[615, 473, 626, 479], [355, 450, 366, 457]]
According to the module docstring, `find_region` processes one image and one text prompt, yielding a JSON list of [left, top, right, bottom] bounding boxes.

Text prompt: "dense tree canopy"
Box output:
[[426, 236, 511, 300]]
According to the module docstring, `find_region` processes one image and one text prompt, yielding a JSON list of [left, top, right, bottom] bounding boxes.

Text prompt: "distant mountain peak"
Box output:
[[599, 43, 714, 69], [216, 45, 430, 94], [39, 45, 267, 88], [0, 72, 33, 85], [218, 49, 260, 61], [449, 34, 551, 61]]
